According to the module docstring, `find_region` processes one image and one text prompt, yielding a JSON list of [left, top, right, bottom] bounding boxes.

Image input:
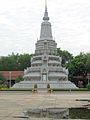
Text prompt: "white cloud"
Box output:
[[0, 0, 90, 56]]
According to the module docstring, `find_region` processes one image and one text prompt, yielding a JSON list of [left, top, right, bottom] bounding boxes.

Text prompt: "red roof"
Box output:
[[0, 71, 24, 80]]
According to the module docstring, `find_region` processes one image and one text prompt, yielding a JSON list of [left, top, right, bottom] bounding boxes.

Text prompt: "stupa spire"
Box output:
[[40, 0, 53, 40], [45, 0, 47, 12], [43, 0, 49, 21]]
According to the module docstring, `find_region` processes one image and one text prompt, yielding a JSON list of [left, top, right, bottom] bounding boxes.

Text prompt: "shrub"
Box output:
[[86, 83, 90, 90], [16, 76, 24, 83], [0, 84, 8, 89]]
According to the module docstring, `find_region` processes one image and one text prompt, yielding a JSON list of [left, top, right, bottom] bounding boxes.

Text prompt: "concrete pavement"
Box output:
[[0, 91, 90, 120]]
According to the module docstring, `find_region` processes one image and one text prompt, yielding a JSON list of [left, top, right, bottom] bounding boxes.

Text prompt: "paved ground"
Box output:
[[0, 91, 90, 120]]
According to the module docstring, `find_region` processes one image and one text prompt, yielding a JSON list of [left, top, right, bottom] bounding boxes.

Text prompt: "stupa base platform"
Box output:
[[12, 80, 78, 89]]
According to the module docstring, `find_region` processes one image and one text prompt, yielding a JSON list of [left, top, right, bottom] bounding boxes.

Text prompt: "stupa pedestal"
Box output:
[[12, 80, 77, 89]]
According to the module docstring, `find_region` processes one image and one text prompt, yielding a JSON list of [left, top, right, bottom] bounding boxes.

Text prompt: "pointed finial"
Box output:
[[45, 0, 47, 12], [43, 0, 49, 21]]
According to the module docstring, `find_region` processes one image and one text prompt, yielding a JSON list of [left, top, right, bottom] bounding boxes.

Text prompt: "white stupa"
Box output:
[[12, 1, 77, 89]]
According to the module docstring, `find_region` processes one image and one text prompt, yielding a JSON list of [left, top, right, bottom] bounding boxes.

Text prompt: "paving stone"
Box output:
[[0, 91, 90, 120]]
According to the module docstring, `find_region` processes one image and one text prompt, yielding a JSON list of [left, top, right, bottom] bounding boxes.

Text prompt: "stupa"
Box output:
[[12, 1, 77, 89]]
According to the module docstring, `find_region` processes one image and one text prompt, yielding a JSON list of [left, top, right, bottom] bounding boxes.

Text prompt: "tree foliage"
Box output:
[[0, 74, 6, 84], [57, 48, 73, 66], [86, 83, 90, 90], [15, 76, 24, 83], [0, 53, 32, 71], [66, 53, 90, 79]]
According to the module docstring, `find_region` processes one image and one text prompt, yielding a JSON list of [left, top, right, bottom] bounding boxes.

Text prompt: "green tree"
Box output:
[[66, 53, 90, 83], [86, 53, 90, 73], [67, 53, 90, 75], [0, 74, 6, 84], [0, 53, 33, 71], [15, 76, 24, 83], [68, 55, 85, 75], [57, 48, 73, 66], [17, 54, 33, 70], [86, 83, 90, 90]]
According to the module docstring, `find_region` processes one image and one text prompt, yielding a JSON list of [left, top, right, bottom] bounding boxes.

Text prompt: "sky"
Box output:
[[0, 0, 90, 56]]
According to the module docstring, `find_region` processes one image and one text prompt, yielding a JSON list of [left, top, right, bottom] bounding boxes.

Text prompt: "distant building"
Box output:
[[0, 71, 23, 86], [73, 74, 90, 87]]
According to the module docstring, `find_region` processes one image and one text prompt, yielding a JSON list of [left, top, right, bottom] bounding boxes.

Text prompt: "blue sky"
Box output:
[[0, 0, 90, 56]]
